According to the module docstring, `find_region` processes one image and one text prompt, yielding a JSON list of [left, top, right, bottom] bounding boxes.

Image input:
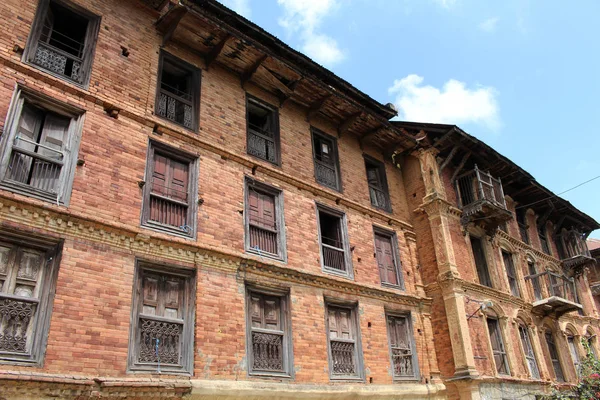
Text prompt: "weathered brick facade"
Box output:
[[0, 1, 596, 399]]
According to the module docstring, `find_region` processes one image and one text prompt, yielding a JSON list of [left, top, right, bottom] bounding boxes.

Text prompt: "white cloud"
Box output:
[[277, 0, 345, 66], [388, 74, 500, 131], [220, 0, 251, 18], [479, 17, 499, 33]]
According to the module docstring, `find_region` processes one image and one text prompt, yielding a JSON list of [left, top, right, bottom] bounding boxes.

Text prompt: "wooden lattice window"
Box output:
[[516, 209, 529, 244], [502, 251, 520, 297], [128, 262, 195, 374], [312, 128, 341, 191], [246, 96, 280, 165], [374, 229, 404, 289], [246, 288, 292, 377], [487, 317, 509, 375], [364, 156, 391, 212], [326, 303, 363, 380], [24, 0, 100, 86], [470, 236, 492, 288], [387, 314, 419, 380], [0, 233, 61, 365], [245, 179, 286, 261], [518, 325, 540, 379], [545, 331, 565, 382], [141, 142, 198, 238], [0, 87, 84, 205], [317, 204, 352, 277], [155, 52, 200, 131]]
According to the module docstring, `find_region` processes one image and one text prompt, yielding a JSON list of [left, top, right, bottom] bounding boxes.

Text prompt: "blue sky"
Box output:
[[221, 0, 600, 237]]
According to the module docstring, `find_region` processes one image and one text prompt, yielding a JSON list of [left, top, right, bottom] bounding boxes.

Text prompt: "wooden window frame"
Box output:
[[518, 324, 540, 379], [501, 250, 520, 298], [244, 284, 293, 378], [244, 177, 287, 262], [537, 223, 551, 255], [470, 235, 493, 288], [364, 155, 392, 213], [566, 334, 581, 377], [385, 311, 419, 381], [516, 209, 529, 244], [155, 51, 201, 132], [544, 330, 565, 382], [324, 298, 364, 381], [373, 226, 404, 290], [316, 203, 353, 279], [311, 128, 342, 192], [140, 140, 198, 239], [0, 229, 62, 367], [127, 259, 196, 375], [245, 95, 280, 166], [23, 0, 100, 88], [485, 317, 510, 376], [0, 86, 84, 206]]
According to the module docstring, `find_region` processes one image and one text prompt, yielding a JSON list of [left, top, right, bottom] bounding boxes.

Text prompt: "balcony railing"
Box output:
[[33, 41, 84, 84], [525, 270, 582, 316], [156, 87, 193, 130], [321, 236, 346, 273], [455, 165, 511, 231], [5, 146, 63, 194], [556, 230, 593, 269], [247, 124, 277, 164], [369, 186, 390, 211]]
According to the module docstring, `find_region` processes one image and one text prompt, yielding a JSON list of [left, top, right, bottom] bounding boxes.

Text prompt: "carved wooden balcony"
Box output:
[[556, 229, 595, 270], [455, 165, 512, 233], [525, 270, 582, 316]]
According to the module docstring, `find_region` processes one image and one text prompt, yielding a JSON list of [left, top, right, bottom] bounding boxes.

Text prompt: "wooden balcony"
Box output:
[[556, 229, 595, 270], [455, 165, 512, 233], [525, 270, 582, 316]]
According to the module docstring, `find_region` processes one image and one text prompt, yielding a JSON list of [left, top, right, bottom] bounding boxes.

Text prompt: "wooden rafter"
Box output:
[[439, 145, 459, 171], [156, 5, 188, 45], [241, 54, 267, 87], [433, 127, 456, 149], [279, 78, 302, 108], [306, 95, 331, 122], [337, 112, 362, 137], [359, 125, 385, 146], [204, 33, 231, 69], [450, 151, 471, 182]]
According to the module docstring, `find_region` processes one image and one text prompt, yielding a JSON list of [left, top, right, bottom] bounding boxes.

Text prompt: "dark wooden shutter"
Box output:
[[375, 234, 398, 286], [487, 318, 508, 374], [471, 237, 492, 287], [149, 153, 189, 230], [502, 251, 519, 297], [248, 189, 278, 255], [6, 105, 42, 185], [248, 292, 284, 373], [388, 316, 414, 378], [366, 167, 380, 189], [545, 332, 565, 382], [519, 326, 540, 379], [328, 306, 356, 376]]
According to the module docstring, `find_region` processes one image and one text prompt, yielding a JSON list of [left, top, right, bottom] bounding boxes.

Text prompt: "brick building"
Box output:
[[395, 122, 600, 399], [0, 0, 596, 399]]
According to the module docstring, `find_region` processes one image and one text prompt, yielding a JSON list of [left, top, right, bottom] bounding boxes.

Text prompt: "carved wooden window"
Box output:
[[518, 325, 540, 379], [567, 335, 581, 377], [528, 261, 542, 301], [487, 318, 509, 375], [470, 236, 492, 287], [538, 224, 551, 255], [141, 141, 198, 238], [128, 262, 195, 374], [317, 205, 352, 278], [374, 229, 404, 289], [0, 87, 83, 206], [502, 251, 520, 297], [245, 179, 286, 261], [387, 314, 419, 380], [326, 303, 363, 380], [364, 156, 391, 212], [545, 331, 565, 382], [24, 0, 100, 86], [246, 96, 280, 165], [516, 209, 529, 244], [155, 52, 200, 131], [312, 128, 341, 191], [0, 234, 61, 365], [246, 288, 292, 377]]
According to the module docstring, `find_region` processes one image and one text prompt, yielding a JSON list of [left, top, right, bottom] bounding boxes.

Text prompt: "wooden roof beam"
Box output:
[[205, 33, 231, 69], [450, 151, 471, 182], [241, 54, 268, 88], [278, 78, 302, 108], [359, 125, 385, 147], [439, 145, 459, 172], [306, 95, 331, 122], [156, 5, 188, 45], [337, 112, 362, 138]]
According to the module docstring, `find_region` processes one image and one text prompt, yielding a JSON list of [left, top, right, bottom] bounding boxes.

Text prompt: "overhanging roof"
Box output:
[[393, 121, 600, 234]]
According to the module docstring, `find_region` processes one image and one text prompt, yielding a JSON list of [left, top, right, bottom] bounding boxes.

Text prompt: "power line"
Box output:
[[515, 174, 600, 210]]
